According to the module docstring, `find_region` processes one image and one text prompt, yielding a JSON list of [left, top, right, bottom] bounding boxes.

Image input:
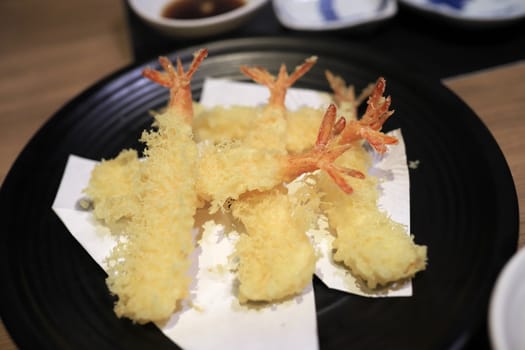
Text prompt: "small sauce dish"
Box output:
[[128, 0, 269, 38]]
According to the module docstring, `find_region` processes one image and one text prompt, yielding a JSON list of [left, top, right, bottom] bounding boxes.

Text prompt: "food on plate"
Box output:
[[232, 187, 318, 302], [196, 103, 366, 212], [193, 105, 255, 143], [226, 101, 377, 302], [84, 149, 140, 232], [86, 49, 207, 323], [318, 75, 427, 288], [193, 58, 326, 155], [83, 49, 427, 323], [239, 56, 317, 153]]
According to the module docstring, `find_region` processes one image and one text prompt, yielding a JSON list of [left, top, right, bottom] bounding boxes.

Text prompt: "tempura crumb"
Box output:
[[84, 149, 141, 230], [232, 188, 317, 303]]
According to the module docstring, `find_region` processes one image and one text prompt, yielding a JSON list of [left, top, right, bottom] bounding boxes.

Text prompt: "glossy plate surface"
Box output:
[[0, 37, 519, 349]]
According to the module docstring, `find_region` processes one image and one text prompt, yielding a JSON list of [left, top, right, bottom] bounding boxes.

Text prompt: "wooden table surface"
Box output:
[[1, 1, 523, 349]]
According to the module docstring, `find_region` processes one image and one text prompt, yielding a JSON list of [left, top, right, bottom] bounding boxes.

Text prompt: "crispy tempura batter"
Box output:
[[319, 147, 427, 288], [84, 149, 140, 231], [197, 140, 282, 212], [285, 107, 325, 154], [85, 50, 207, 323], [319, 77, 427, 288], [231, 187, 317, 302], [106, 113, 198, 323], [193, 105, 255, 143], [193, 102, 325, 155]]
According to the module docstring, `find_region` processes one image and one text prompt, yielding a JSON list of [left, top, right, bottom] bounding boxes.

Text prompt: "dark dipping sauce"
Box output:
[[162, 0, 247, 20]]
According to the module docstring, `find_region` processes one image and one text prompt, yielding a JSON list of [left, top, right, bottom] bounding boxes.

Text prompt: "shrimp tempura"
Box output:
[[319, 147, 427, 289], [106, 112, 198, 323], [196, 103, 365, 212], [193, 57, 324, 153], [240, 57, 317, 153], [199, 100, 392, 302], [231, 186, 318, 302], [318, 77, 427, 289], [88, 49, 207, 323]]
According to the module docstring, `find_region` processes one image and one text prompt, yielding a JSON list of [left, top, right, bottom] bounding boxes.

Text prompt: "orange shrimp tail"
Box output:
[[240, 56, 317, 109], [142, 48, 208, 123], [335, 76, 398, 153], [287, 56, 317, 87], [360, 77, 394, 129], [325, 70, 375, 108], [315, 104, 338, 148], [361, 128, 398, 154], [325, 70, 355, 106], [283, 104, 364, 194]]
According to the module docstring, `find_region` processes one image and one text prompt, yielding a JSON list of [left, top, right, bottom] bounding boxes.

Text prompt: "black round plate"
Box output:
[[0, 37, 519, 349]]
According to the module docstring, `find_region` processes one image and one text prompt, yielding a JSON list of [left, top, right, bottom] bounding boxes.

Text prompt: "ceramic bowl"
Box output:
[[489, 247, 525, 350], [272, 0, 397, 31], [128, 0, 269, 38], [399, 0, 525, 26]]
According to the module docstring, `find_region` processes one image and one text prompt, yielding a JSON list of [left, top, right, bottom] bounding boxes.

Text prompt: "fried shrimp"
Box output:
[[239, 56, 317, 153], [319, 149, 427, 289], [231, 187, 318, 302], [196, 103, 365, 212], [87, 49, 207, 323], [203, 102, 383, 302], [318, 77, 427, 289], [193, 57, 324, 153]]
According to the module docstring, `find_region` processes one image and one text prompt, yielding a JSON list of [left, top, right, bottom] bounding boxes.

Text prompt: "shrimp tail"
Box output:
[[360, 77, 395, 128], [337, 77, 398, 153], [325, 70, 375, 119], [325, 70, 356, 106], [360, 128, 398, 154], [283, 104, 365, 194], [240, 56, 317, 109], [142, 49, 208, 123]]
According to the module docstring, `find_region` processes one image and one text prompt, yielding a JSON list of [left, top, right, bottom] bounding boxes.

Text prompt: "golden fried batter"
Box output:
[[232, 188, 317, 302]]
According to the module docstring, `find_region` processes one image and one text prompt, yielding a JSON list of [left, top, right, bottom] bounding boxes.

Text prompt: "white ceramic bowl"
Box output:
[[272, 0, 397, 31], [128, 0, 269, 39], [399, 0, 525, 26], [489, 247, 525, 350]]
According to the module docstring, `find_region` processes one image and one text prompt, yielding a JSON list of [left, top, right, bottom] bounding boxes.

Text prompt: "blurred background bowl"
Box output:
[[489, 247, 525, 350], [272, 0, 397, 31], [128, 0, 269, 39]]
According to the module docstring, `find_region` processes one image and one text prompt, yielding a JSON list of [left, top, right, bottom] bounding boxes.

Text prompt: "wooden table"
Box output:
[[0, 1, 523, 349]]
